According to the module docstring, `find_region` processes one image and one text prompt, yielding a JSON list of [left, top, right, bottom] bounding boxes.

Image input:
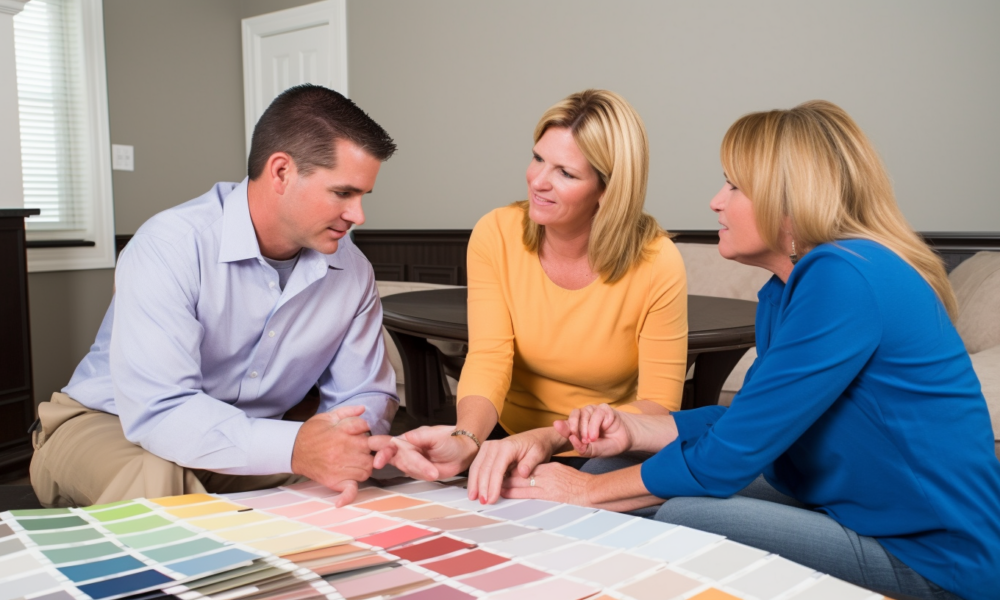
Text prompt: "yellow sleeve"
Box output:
[[635, 237, 689, 411], [456, 211, 514, 417]]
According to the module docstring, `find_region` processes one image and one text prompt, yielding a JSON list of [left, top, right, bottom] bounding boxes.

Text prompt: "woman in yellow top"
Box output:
[[373, 90, 688, 500]]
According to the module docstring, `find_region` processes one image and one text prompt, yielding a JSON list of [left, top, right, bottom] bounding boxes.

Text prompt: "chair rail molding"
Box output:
[[242, 0, 347, 155]]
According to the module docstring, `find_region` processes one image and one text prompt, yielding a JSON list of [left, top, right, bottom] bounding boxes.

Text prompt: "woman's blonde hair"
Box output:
[[720, 100, 957, 318], [518, 89, 663, 283]]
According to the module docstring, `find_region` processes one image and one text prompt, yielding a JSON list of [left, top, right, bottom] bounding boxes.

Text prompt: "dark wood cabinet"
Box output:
[[0, 208, 39, 477]]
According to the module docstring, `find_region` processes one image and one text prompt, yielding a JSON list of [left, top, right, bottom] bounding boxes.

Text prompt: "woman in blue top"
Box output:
[[490, 101, 1000, 600]]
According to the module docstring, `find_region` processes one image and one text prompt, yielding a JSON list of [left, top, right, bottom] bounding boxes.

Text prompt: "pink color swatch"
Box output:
[[356, 525, 436, 549], [326, 516, 402, 537], [264, 500, 335, 518], [458, 563, 551, 592], [298, 507, 369, 527], [235, 491, 310, 510]]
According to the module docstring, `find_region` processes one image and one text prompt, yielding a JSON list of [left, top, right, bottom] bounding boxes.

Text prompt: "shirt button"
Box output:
[[268, 282, 276, 289], [268, 331, 275, 338], [249, 371, 258, 378]]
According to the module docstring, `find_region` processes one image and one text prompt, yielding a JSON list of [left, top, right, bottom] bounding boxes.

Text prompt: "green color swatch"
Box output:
[[10, 507, 72, 517], [143, 537, 225, 563], [90, 504, 153, 523], [41, 541, 123, 564], [103, 514, 173, 535], [119, 526, 197, 550], [16, 515, 89, 531], [82, 500, 133, 512], [28, 527, 104, 546]]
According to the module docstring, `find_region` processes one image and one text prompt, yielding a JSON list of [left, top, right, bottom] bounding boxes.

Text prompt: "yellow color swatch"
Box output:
[[215, 519, 309, 542], [186, 510, 273, 531], [166, 501, 246, 519], [149, 493, 219, 507], [248, 529, 352, 555]]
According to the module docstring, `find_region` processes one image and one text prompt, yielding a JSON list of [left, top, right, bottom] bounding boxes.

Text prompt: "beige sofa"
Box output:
[[676, 243, 1000, 459]]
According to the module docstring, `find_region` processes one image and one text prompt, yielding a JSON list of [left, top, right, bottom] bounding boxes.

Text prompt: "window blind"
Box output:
[[14, 0, 92, 233]]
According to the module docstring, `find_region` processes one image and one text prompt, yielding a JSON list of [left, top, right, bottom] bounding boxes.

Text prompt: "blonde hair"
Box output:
[[518, 89, 663, 283], [721, 100, 957, 318]]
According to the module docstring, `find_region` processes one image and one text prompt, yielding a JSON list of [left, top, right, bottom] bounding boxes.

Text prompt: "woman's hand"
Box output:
[[553, 403, 634, 457], [466, 428, 565, 505], [369, 425, 480, 481], [501, 462, 595, 506]]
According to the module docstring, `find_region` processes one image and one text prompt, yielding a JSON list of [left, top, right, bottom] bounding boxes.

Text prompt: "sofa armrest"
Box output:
[[970, 343, 1000, 460]]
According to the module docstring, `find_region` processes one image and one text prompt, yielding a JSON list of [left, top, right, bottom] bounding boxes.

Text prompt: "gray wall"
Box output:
[[348, 0, 1000, 233]]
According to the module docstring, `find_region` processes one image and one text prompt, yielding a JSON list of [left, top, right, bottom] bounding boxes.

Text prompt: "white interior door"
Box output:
[[242, 0, 347, 155]]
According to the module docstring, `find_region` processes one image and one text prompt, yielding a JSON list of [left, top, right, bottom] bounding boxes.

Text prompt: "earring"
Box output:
[[790, 240, 800, 265]]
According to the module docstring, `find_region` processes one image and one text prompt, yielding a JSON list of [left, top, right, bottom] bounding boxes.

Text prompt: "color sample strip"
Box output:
[[726, 557, 815, 599], [525, 542, 611, 572], [77, 569, 174, 599], [553, 510, 634, 540], [354, 495, 428, 512], [616, 567, 704, 600], [0, 522, 13, 537], [458, 562, 550, 592], [28, 527, 105, 546], [298, 507, 369, 528], [164, 548, 258, 578], [14, 515, 89, 531], [10, 508, 72, 516], [632, 526, 724, 562], [307, 554, 394, 577], [248, 529, 350, 555], [421, 548, 508, 577], [566, 552, 661, 587], [0, 571, 63, 600], [214, 519, 308, 542], [234, 492, 308, 510], [787, 576, 875, 600], [0, 536, 26, 555], [282, 542, 368, 563], [486, 576, 599, 600], [690, 589, 742, 600], [58, 554, 147, 583], [391, 536, 474, 563], [385, 504, 466, 521], [481, 500, 559, 521], [103, 514, 174, 535], [263, 500, 334, 519], [27, 590, 77, 600], [357, 525, 435, 549], [89, 503, 153, 522], [482, 531, 574, 558], [149, 494, 217, 507], [454, 523, 537, 544], [0, 552, 48, 577], [286, 486, 339, 499], [185, 511, 273, 531], [382, 481, 448, 495], [409, 487, 470, 503], [326, 516, 402, 537], [165, 501, 245, 519], [592, 518, 674, 549], [676, 540, 769, 580], [330, 565, 431, 599], [442, 496, 516, 512], [41, 541, 123, 564], [119, 525, 198, 549], [416, 514, 501, 531], [142, 537, 227, 562], [519, 505, 595, 530], [392, 583, 476, 600]]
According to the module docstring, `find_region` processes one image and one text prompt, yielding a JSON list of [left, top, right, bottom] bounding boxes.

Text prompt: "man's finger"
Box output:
[[368, 434, 395, 452], [333, 480, 359, 507], [329, 404, 366, 424], [553, 419, 571, 439], [401, 425, 450, 449], [336, 416, 371, 436]]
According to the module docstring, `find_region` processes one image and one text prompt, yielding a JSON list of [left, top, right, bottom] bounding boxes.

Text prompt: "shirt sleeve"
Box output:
[[111, 234, 302, 476], [641, 253, 883, 498], [456, 213, 515, 417], [316, 255, 399, 435], [635, 239, 689, 411]]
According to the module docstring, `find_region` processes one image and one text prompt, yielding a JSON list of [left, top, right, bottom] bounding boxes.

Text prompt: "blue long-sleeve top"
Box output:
[[641, 240, 1000, 600]]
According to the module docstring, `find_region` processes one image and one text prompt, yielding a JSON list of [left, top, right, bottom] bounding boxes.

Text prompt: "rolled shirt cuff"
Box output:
[[248, 418, 303, 475]]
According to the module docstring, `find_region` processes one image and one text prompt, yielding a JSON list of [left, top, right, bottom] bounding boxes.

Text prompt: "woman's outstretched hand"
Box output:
[[553, 403, 634, 457], [466, 428, 565, 505], [369, 425, 480, 481]]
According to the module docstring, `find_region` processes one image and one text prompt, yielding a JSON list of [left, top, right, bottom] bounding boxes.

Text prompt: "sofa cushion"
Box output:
[[675, 242, 772, 303], [949, 251, 1000, 354], [969, 343, 1000, 460]]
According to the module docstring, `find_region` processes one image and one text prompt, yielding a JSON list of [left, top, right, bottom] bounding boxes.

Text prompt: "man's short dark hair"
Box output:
[[248, 85, 396, 180]]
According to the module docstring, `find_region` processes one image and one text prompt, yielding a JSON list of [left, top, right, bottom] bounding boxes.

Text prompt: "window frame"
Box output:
[[19, 0, 115, 273]]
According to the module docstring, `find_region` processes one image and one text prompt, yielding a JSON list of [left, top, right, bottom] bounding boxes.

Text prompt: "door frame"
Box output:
[[241, 0, 348, 154]]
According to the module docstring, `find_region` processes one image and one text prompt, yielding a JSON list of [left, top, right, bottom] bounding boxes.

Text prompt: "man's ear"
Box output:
[[266, 152, 296, 195]]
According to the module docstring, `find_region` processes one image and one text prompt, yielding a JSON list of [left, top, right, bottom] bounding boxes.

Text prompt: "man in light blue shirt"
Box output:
[[30, 85, 400, 507]]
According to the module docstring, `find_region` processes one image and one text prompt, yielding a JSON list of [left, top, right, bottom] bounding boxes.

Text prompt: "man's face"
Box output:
[[278, 138, 381, 255]]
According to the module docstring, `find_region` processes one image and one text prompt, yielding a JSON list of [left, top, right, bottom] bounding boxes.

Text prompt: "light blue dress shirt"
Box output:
[[64, 179, 398, 476]]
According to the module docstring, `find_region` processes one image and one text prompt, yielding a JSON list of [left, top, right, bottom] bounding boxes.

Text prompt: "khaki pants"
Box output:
[[30, 393, 303, 508]]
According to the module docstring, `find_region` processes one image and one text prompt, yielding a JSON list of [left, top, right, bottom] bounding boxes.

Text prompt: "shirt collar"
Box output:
[[218, 178, 261, 264]]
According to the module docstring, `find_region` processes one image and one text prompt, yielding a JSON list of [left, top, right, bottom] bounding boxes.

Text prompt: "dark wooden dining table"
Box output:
[[381, 288, 757, 424]]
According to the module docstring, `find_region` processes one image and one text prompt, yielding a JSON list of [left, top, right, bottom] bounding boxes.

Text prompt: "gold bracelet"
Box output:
[[450, 429, 481, 449]]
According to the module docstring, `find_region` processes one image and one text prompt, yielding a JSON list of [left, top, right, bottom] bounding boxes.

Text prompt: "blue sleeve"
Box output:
[[641, 253, 883, 498]]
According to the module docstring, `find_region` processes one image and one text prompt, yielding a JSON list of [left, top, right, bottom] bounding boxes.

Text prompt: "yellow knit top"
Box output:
[[456, 205, 689, 433]]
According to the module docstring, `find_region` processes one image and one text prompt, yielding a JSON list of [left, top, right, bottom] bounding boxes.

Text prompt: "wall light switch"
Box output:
[[112, 144, 134, 171]]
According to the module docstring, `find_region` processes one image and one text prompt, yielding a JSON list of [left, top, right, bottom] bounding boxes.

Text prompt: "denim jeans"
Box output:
[[581, 456, 962, 600]]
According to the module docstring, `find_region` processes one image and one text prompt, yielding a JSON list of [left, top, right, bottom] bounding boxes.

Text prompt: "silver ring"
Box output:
[[529, 477, 535, 487]]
